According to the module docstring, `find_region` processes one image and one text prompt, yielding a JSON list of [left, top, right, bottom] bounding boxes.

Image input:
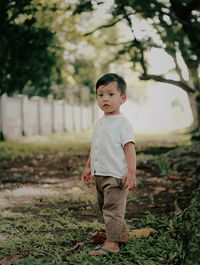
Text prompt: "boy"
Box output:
[[82, 73, 137, 256]]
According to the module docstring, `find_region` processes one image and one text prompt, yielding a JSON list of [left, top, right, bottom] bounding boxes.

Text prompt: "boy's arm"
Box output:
[[81, 154, 93, 184], [122, 142, 137, 190]]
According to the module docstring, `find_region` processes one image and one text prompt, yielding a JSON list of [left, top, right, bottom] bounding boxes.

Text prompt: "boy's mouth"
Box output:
[[103, 104, 110, 107]]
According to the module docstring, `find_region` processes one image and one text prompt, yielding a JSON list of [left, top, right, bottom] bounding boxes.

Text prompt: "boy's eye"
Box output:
[[109, 93, 114, 96], [98, 94, 103, 97]]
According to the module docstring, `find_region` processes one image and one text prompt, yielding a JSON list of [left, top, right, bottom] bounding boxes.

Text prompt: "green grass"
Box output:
[[0, 198, 185, 265], [0, 130, 92, 159], [0, 129, 191, 160], [182, 196, 200, 265], [157, 157, 172, 176], [1, 193, 197, 265], [0, 132, 199, 264]]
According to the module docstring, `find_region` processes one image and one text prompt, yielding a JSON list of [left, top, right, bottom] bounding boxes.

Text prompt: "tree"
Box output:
[[74, 0, 200, 136], [0, 0, 117, 102], [0, 0, 62, 97]]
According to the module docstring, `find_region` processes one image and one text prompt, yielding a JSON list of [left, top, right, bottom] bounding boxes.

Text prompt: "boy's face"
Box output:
[[96, 81, 126, 115]]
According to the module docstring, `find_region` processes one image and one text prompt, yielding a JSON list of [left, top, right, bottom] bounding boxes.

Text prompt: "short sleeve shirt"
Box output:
[[91, 114, 135, 179]]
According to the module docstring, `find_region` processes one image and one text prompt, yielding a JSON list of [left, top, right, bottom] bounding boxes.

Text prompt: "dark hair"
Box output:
[[96, 73, 126, 95]]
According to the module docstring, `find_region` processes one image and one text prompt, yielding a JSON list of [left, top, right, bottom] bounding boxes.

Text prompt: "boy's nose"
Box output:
[[102, 95, 109, 100]]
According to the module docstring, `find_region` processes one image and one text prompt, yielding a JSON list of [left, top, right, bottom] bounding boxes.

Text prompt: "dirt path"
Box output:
[[1, 142, 199, 224]]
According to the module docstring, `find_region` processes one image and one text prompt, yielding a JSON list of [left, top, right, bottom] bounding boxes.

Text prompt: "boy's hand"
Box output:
[[81, 167, 93, 184], [122, 171, 137, 190]]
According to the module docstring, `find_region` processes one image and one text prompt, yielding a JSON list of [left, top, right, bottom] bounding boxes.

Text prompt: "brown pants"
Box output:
[[94, 175, 129, 242]]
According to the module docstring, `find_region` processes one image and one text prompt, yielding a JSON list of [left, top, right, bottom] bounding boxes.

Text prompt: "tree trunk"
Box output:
[[187, 93, 200, 140]]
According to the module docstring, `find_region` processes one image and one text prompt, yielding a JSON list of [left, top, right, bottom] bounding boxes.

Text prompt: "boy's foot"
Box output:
[[91, 231, 128, 244], [89, 241, 120, 256], [122, 232, 129, 243]]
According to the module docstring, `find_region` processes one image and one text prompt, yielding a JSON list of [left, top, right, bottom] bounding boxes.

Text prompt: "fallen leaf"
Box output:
[[129, 228, 158, 238], [147, 204, 160, 208], [144, 177, 164, 184], [168, 175, 181, 180], [0, 254, 23, 265], [91, 231, 106, 244], [70, 186, 82, 193], [154, 186, 166, 192]]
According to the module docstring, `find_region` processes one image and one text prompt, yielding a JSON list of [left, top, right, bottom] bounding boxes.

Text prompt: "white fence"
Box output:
[[0, 94, 99, 140]]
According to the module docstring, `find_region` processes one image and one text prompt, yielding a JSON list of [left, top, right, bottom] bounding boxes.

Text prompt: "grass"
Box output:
[[0, 131, 199, 264], [157, 157, 172, 176], [0, 129, 191, 160], [0, 197, 185, 265], [0, 130, 92, 159], [1, 187, 198, 264]]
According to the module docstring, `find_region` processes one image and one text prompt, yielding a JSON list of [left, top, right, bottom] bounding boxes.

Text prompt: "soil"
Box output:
[[0, 142, 199, 225]]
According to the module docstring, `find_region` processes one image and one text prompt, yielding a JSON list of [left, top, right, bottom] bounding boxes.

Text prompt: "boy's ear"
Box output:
[[120, 94, 126, 104]]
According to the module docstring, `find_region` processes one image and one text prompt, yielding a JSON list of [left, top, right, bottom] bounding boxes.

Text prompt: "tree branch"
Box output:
[[140, 74, 195, 93], [105, 40, 133, 46], [173, 53, 186, 83], [84, 16, 124, 36]]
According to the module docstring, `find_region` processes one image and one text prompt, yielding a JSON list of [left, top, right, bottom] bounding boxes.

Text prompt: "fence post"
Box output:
[[21, 95, 29, 136], [0, 93, 7, 140], [80, 104, 83, 130], [39, 98, 44, 135], [61, 100, 64, 132], [52, 99, 56, 133], [0, 94, 8, 140], [72, 103, 75, 131], [47, 95, 54, 134], [63, 101, 67, 131], [31, 96, 42, 135]]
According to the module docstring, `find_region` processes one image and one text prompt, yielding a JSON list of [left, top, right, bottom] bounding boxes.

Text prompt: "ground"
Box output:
[[0, 132, 199, 265]]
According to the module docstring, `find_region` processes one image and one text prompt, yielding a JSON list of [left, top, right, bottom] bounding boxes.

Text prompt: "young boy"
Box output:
[[82, 73, 137, 256]]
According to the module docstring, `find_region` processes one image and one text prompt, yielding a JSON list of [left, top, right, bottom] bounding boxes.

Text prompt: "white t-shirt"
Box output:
[[91, 114, 135, 179]]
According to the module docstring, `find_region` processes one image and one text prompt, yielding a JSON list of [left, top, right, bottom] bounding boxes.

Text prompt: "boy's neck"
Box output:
[[104, 112, 122, 117]]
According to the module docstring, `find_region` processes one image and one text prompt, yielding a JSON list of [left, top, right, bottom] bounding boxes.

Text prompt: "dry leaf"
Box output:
[[0, 254, 22, 265], [91, 231, 106, 244], [154, 186, 166, 192], [168, 175, 181, 180], [129, 228, 158, 238], [147, 204, 159, 208], [144, 177, 164, 184]]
